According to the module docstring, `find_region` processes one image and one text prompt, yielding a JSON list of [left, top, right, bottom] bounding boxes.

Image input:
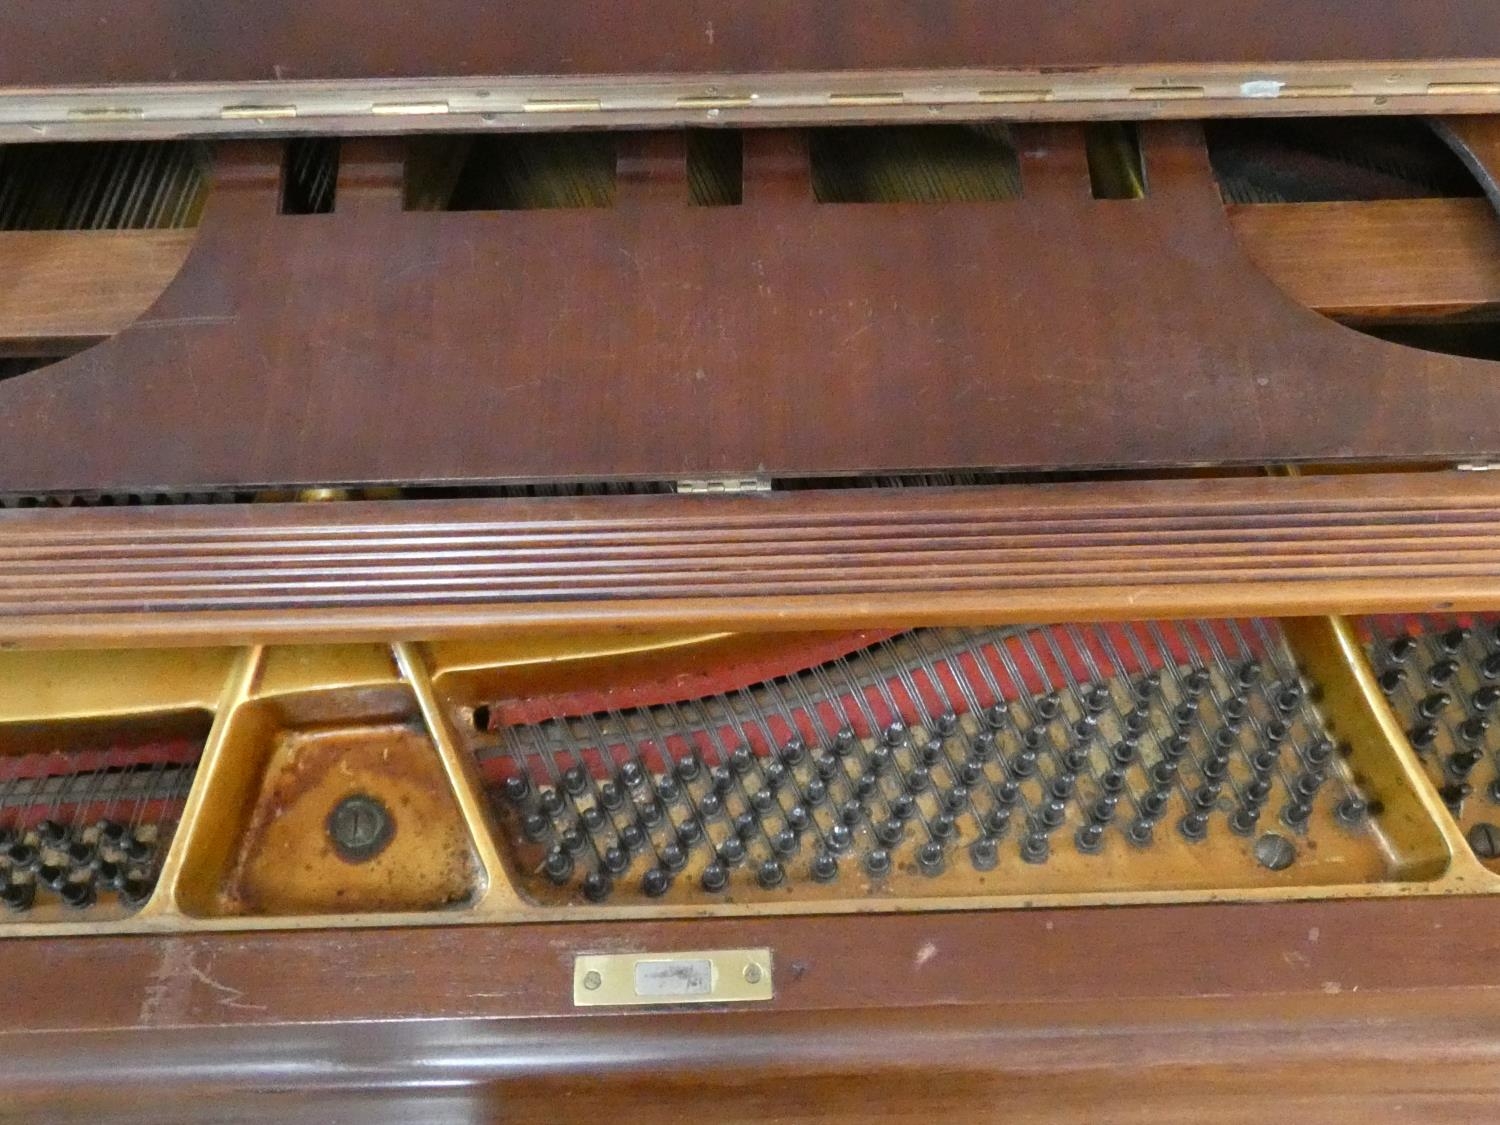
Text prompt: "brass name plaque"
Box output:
[[573, 948, 774, 1007]]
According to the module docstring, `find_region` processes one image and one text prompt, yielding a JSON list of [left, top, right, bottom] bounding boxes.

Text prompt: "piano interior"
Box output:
[[6, 4, 1500, 1116]]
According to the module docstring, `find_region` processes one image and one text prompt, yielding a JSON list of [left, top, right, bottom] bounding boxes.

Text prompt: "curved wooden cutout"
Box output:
[[2, 123, 1500, 493]]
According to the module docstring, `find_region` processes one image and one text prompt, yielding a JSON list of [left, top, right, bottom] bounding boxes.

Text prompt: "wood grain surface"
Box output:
[[3, 0, 1500, 87], [5, 198, 1496, 353], [6, 470, 1500, 646], [4, 124, 1500, 493], [6, 896, 1500, 1121]]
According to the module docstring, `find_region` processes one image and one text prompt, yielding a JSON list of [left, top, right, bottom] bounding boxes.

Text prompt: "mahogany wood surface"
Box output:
[[4, 124, 1500, 494], [4, 198, 1497, 354], [3, 0, 1500, 88], [6, 471, 1500, 647], [0, 229, 197, 357], [7, 896, 1500, 1121]]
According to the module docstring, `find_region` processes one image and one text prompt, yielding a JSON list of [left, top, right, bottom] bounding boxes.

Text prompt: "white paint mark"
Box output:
[[914, 941, 938, 968], [1241, 79, 1285, 98], [1322, 980, 1342, 994], [188, 960, 268, 1012], [1308, 926, 1320, 943]]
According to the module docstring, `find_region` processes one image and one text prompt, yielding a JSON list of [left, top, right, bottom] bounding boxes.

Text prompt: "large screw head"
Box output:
[[326, 793, 395, 863]]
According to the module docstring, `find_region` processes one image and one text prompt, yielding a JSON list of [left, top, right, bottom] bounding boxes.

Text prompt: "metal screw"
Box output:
[[1468, 822, 1500, 859], [1253, 833, 1296, 871], [582, 970, 602, 991], [326, 793, 395, 862], [743, 962, 764, 985]]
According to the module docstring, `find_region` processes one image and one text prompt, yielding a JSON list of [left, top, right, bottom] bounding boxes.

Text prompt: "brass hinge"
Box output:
[[675, 476, 772, 495]]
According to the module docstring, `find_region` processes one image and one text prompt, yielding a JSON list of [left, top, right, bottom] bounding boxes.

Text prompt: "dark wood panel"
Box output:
[[7, 897, 1500, 1120], [6, 200, 1497, 352], [6, 471, 1500, 646], [3, 125, 1500, 494], [3, 0, 1499, 87]]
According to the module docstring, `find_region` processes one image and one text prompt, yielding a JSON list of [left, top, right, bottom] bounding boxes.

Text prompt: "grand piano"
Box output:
[[5, 3, 1500, 1120]]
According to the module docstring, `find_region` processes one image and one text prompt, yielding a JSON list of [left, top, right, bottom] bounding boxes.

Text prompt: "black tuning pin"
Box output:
[[2, 876, 36, 912], [1440, 626, 1470, 653], [119, 870, 154, 907], [60, 877, 96, 910], [641, 867, 672, 897], [1178, 812, 1209, 842], [562, 766, 589, 796], [1387, 635, 1417, 662], [1429, 658, 1461, 686], [582, 870, 612, 906]]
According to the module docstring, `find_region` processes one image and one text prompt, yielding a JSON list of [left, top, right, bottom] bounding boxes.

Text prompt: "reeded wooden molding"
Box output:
[[5, 199, 1497, 354], [6, 472, 1500, 646]]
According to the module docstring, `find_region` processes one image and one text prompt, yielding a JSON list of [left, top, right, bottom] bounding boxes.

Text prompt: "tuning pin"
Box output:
[[543, 848, 573, 885], [67, 839, 97, 870], [1429, 659, 1461, 687], [1335, 797, 1370, 826], [1075, 823, 1104, 853], [1229, 806, 1260, 835], [60, 876, 96, 910], [119, 870, 154, 907], [1178, 812, 1209, 842], [917, 842, 945, 876], [810, 852, 839, 883], [581, 872, 613, 902], [1387, 635, 1417, 662], [1020, 833, 1050, 864], [717, 838, 747, 867], [641, 868, 672, 897], [2, 876, 36, 912]]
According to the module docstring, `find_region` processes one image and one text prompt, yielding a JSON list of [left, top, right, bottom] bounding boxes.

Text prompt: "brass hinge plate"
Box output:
[[675, 476, 772, 495]]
